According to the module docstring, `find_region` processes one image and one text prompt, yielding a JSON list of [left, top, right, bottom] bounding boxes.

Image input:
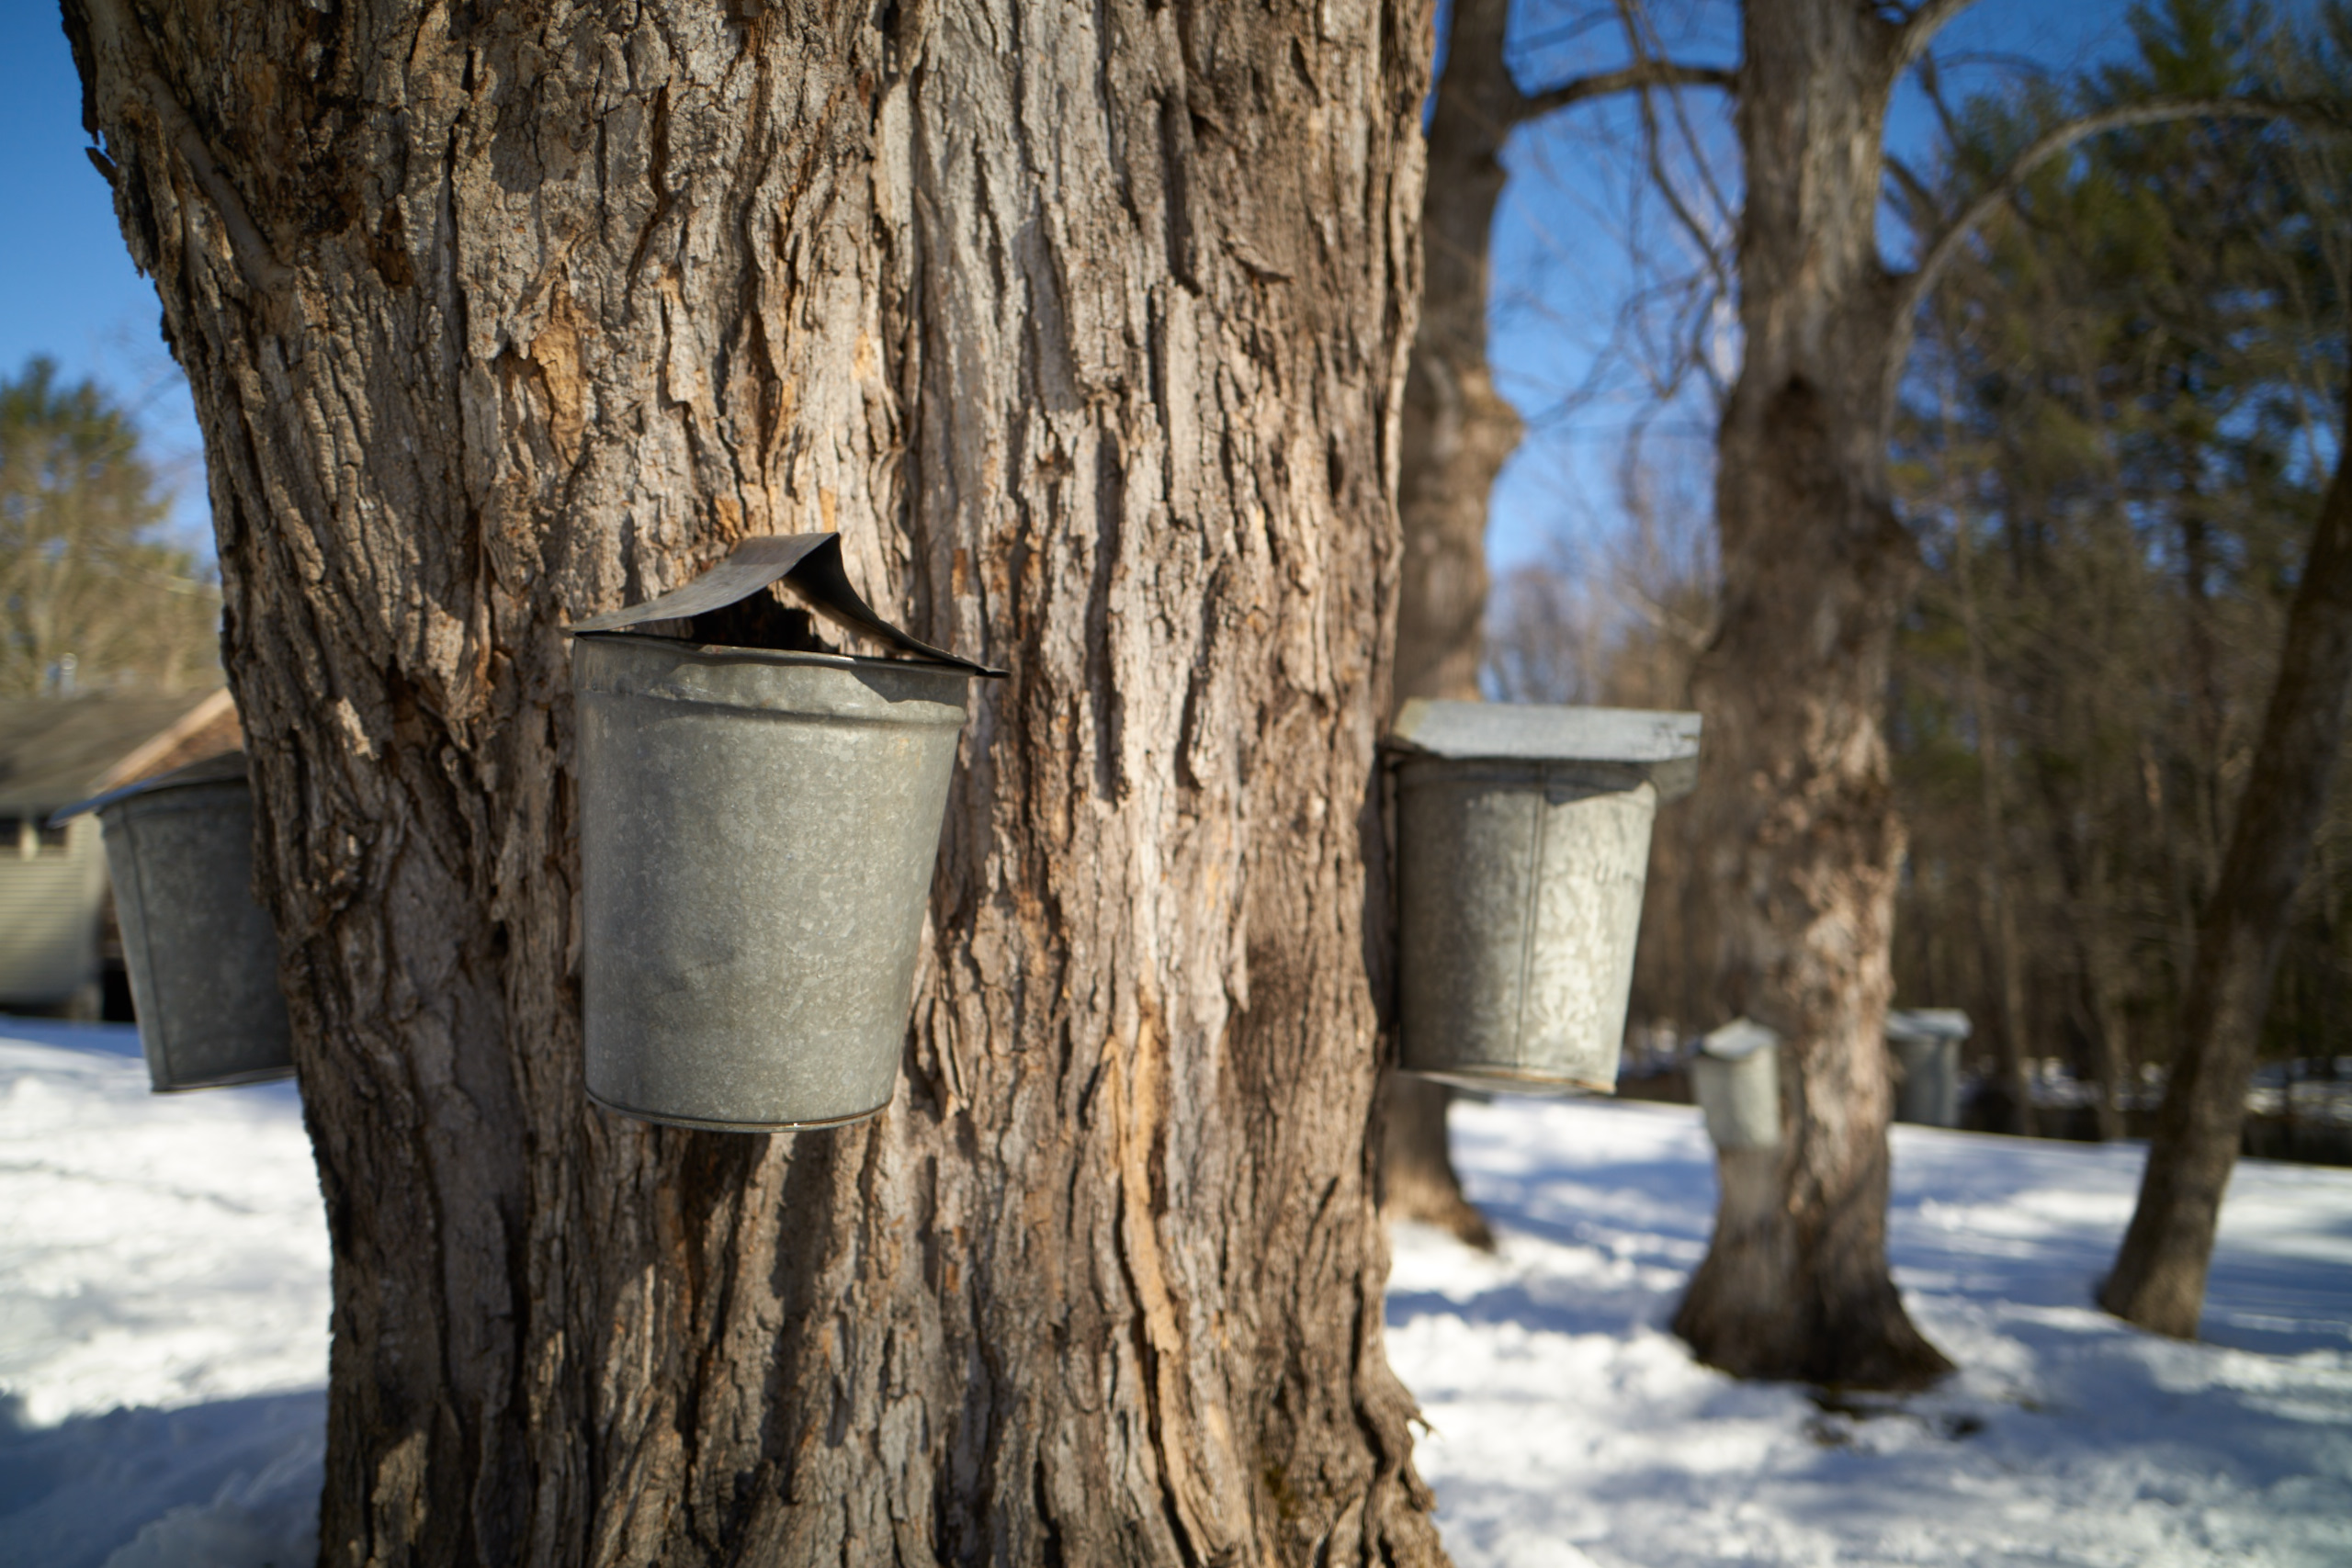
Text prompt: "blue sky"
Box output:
[[0, 6, 209, 542], [0, 1, 2151, 568], [1477, 0, 2150, 570]]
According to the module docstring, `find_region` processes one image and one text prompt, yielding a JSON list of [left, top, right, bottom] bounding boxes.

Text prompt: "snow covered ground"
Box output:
[[4, 1021, 2348, 1567], [0, 1021, 323, 1568], [1391, 1098, 2352, 1568]]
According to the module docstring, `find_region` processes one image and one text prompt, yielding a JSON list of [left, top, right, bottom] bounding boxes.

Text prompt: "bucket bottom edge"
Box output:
[[586, 1088, 889, 1134], [1401, 1065, 1617, 1098], [150, 1064, 298, 1093]]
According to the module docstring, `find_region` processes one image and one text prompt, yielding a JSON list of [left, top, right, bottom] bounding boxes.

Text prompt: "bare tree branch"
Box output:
[[1516, 59, 1736, 124], [1890, 0, 1983, 84], [1883, 96, 2331, 434], [1883, 152, 1939, 231]]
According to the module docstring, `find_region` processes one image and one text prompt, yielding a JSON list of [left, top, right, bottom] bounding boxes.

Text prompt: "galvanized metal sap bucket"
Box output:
[[1388, 701, 1700, 1094], [567, 535, 1001, 1133], [1692, 1017, 1781, 1151], [52, 752, 294, 1092], [1887, 1007, 1970, 1128]]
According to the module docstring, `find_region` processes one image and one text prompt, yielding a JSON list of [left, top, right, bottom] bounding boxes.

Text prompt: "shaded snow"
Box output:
[[3, 1021, 2349, 1565]]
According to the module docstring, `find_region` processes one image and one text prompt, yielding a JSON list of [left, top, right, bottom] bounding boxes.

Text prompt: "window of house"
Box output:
[[34, 820, 69, 855], [0, 818, 20, 856]]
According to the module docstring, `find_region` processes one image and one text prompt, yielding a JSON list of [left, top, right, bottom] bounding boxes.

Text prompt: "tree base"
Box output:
[[1672, 1148, 1954, 1392], [1378, 1073, 1496, 1251]]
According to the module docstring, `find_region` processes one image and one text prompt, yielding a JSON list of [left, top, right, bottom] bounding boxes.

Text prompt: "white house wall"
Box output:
[[0, 817, 109, 1008]]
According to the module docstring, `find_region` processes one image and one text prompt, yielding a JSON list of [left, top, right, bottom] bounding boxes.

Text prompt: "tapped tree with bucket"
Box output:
[[68, 0, 1461, 1557]]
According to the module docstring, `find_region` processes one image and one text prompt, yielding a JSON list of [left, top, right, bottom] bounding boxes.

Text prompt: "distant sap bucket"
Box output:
[[566, 535, 1002, 1134], [1887, 1008, 1971, 1129], [1692, 1017, 1781, 1151], [1387, 700, 1700, 1097], [53, 753, 294, 1093]]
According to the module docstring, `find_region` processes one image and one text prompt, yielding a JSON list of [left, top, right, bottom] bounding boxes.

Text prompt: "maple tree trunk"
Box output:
[[67, 1, 1450, 1562], [1671, 0, 1951, 1390], [1378, 0, 1522, 1253], [2101, 396, 2352, 1338]]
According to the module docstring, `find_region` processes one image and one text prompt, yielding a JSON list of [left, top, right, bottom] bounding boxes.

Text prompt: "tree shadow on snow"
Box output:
[[0, 1391, 323, 1568]]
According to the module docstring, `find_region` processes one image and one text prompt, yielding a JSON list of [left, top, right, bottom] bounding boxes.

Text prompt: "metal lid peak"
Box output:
[[566, 533, 1005, 678]]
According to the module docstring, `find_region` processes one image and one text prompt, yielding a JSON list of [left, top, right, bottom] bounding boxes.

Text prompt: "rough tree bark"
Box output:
[[67, 2, 1449, 1562], [2100, 393, 2352, 1338], [1379, 0, 1525, 1255], [1671, 0, 1956, 1390]]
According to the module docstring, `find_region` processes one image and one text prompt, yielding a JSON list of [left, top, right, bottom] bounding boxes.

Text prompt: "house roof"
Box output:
[[0, 690, 238, 813]]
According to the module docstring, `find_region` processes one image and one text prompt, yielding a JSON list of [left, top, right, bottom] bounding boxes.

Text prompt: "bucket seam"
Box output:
[[1510, 766, 1549, 1069]]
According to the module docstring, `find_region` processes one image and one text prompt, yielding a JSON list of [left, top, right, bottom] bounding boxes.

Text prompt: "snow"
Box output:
[[0, 1021, 324, 1568], [1389, 1097, 2352, 1568], [4, 1021, 2349, 1566]]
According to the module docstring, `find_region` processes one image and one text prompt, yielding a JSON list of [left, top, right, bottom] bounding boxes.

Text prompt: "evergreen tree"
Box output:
[[0, 356, 220, 697]]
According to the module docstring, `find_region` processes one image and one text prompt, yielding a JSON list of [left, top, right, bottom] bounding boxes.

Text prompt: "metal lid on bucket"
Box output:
[[1693, 1017, 1783, 1150], [1699, 1017, 1781, 1061], [567, 533, 1006, 677], [1385, 699, 1702, 799], [1886, 1008, 1972, 1044], [50, 748, 254, 826]]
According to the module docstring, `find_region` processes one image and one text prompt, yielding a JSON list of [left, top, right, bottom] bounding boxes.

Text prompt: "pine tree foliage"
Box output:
[[1890, 0, 2352, 1115], [0, 357, 220, 698]]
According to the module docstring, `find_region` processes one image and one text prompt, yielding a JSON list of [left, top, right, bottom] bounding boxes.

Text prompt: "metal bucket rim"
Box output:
[[98, 778, 252, 824], [52, 751, 250, 825], [574, 629, 981, 680]]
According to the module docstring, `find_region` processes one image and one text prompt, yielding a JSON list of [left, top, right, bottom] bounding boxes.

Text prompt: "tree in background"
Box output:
[[1479, 0, 2302, 1389], [2096, 1, 2352, 1338], [69, 0, 1446, 1561], [1384, 0, 1527, 1251], [1890, 0, 2349, 1146], [1383, 0, 1729, 1252], [0, 356, 218, 696]]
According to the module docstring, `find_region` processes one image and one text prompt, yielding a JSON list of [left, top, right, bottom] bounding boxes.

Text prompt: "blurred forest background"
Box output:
[[1487, 0, 2350, 1142]]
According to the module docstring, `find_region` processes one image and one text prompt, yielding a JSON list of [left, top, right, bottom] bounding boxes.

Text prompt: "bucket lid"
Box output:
[[1886, 1007, 1972, 1043], [566, 533, 1005, 678], [1385, 698, 1702, 800], [1698, 1017, 1781, 1061], [50, 749, 251, 826]]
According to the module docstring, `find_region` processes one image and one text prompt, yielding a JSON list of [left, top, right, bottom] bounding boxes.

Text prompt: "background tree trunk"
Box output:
[[1952, 506, 2036, 1135], [1378, 0, 1524, 1254], [67, 2, 1449, 1562], [1671, 0, 1952, 1390], [2101, 394, 2352, 1338]]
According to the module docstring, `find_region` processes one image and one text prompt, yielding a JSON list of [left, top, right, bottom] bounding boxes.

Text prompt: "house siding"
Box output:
[[0, 816, 109, 1007]]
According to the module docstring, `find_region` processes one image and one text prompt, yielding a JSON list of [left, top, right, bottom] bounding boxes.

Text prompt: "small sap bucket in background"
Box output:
[[567, 535, 1002, 1133], [1388, 701, 1700, 1094], [1692, 1017, 1781, 1151], [52, 752, 294, 1092], [1887, 1007, 1970, 1128]]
